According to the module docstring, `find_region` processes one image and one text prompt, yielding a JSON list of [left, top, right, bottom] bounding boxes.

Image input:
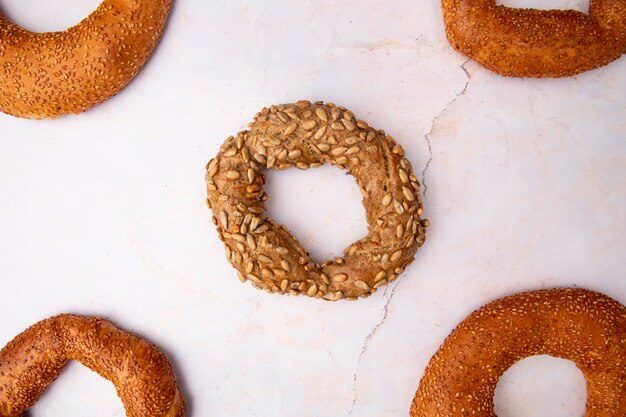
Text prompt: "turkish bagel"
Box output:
[[412, 288, 626, 416], [0, 314, 185, 417], [441, 0, 626, 77], [0, 0, 172, 119]]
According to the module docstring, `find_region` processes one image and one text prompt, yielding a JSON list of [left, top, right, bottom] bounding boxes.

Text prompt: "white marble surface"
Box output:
[[0, 1, 624, 416]]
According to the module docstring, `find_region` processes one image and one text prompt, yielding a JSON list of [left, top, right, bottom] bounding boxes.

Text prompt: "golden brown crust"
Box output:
[[0, 0, 173, 119], [206, 100, 428, 301], [411, 288, 626, 416], [0, 314, 186, 417], [441, 0, 626, 77]]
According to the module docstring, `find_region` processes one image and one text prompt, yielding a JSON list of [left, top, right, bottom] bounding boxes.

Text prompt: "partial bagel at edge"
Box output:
[[0, 314, 186, 417], [441, 0, 626, 77], [0, 0, 173, 119], [412, 288, 626, 416]]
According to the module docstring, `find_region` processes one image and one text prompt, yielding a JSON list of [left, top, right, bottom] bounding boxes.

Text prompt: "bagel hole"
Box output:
[[494, 355, 587, 417], [28, 360, 123, 416], [0, 0, 102, 32], [496, 0, 589, 12], [264, 164, 368, 263]]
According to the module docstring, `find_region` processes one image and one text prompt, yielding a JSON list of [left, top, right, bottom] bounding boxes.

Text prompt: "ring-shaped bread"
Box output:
[[441, 0, 626, 77], [0, 0, 173, 119], [412, 288, 626, 416], [0, 314, 185, 417], [206, 101, 428, 301]]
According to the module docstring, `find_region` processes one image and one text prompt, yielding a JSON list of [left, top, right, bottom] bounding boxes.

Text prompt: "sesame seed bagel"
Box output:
[[206, 101, 428, 301], [411, 288, 626, 416], [441, 0, 626, 77], [0, 0, 172, 119], [0, 314, 186, 417]]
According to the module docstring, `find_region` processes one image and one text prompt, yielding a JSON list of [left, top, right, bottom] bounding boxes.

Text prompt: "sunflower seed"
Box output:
[[373, 279, 388, 289], [342, 119, 356, 131], [382, 194, 392, 206], [245, 261, 254, 273], [280, 260, 291, 272], [237, 271, 246, 282], [258, 254, 272, 263], [261, 268, 273, 279], [307, 284, 318, 297], [402, 186, 414, 201], [331, 146, 347, 156], [226, 170, 241, 180], [315, 108, 328, 122], [314, 125, 328, 140], [301, 120, 317, 130], [355, 280, 369, 290], [390, 249, 402, 262], [320, 273, 330, 285], [345, 145, 360, 155], [273, 268, 287, 277], [333, 273, 348, 282], [276, 246, 289, 255], [396, 224, 404, 238], [285, 123, 298, 135], [267, 156, 276, 168], [223, 147, 237, 157], [346, 136, 361, 145], [375, 271, 386, 282], [232, 233, 246, 243], [399, 168, 409, 183], [317, 143, 330, 152], [331, 122, 344, 131], [393, 199, 405, 214], [219, 211, 229, 229], [280, 279, 289, 291], [250, 216, 262, 231], [288, 149, 302, 159], [246, 234, 256, 250], [247, 273, 261, 283]]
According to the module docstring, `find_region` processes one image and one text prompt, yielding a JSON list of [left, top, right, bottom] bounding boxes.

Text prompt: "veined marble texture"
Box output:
[[0, 0, 624, 416]]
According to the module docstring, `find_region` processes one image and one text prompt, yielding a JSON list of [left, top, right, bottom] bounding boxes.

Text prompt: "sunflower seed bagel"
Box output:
[[0, 314, 186, 417], [411, 288, 626, 416], [206, 101, 428, 301], [441, 0, 626, 77], [0, 0, 172, 119]]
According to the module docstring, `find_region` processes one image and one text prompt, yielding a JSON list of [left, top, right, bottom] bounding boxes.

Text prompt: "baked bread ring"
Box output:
[[441, 0, 626, 77], [0, 0, 172, 119], [411, 288, 626, 416], [206, 101, 428, 301], [0, 314, 185, 417]]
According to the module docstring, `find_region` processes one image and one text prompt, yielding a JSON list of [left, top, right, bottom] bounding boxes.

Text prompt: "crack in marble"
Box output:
[[349, 281, 400, 414], [421, 59, 472, 198]]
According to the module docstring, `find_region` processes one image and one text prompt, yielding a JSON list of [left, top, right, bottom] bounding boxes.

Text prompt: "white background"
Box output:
[[0, 1, 624, 416]]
